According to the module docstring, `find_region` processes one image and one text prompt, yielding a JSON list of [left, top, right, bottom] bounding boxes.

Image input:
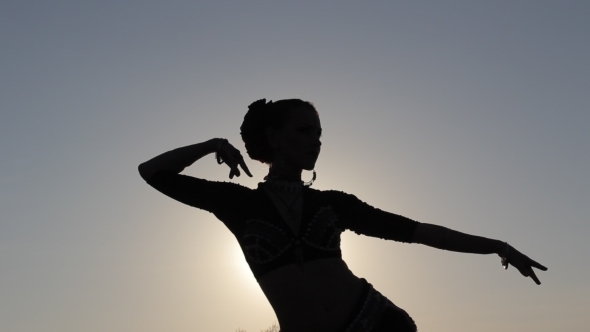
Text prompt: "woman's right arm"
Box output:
[[138, 138, 252, 212], [138, 138, 252, 181]]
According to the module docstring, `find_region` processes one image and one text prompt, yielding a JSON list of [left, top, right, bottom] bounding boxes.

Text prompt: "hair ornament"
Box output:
[[248, 98, 272, 112]]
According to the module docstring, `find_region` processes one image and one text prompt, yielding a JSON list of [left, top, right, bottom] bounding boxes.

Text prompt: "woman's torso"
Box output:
[[254, 184, 363, 332], [145, 172, 418, 331]]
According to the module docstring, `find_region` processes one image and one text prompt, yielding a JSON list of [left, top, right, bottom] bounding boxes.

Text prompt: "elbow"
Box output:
[[412, 223, 448, 248]]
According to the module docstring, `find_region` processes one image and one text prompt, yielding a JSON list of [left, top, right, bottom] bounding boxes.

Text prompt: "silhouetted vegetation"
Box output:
[[235, 322, 279, 332]]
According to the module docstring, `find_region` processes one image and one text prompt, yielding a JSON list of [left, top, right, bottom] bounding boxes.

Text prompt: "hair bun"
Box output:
[[241, 98, 315, 164], [243, 98, 272, 131]]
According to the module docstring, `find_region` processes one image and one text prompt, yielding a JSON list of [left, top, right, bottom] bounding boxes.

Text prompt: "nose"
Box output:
[[312, 137, 321, 148]]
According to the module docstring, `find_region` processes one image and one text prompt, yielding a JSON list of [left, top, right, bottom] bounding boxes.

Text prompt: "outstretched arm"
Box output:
[[412, 223, 547, 285]]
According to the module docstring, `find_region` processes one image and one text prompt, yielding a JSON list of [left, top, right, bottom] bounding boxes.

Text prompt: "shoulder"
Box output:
[[305, 188, 370, 214], [145, 170, 255, 210], [310, 188, 361, 203]]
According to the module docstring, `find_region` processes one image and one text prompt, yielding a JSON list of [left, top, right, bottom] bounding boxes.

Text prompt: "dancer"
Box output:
[[139, 99, 546, 332]]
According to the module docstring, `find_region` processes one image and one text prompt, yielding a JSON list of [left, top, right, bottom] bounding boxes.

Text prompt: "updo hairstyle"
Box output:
[[240, 98, 316, 164]]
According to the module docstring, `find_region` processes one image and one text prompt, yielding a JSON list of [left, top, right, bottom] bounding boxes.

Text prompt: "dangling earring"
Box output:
[[303, 170, 317, 187]]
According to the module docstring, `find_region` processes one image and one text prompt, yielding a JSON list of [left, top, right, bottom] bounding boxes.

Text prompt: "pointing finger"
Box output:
[[238, 158, 253, 177], [529, 269, 541, 285], [530, 259, 548, 271]]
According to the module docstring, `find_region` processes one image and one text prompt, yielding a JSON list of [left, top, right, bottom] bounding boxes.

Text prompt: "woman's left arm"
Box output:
[[412, 223, 548, 285]]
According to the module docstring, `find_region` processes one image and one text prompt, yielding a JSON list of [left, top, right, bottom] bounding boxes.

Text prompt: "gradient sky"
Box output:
[[1, 1, 589, 331]]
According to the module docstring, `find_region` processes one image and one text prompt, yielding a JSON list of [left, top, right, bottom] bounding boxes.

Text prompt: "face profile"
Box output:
[[267, 106, 322, 172]]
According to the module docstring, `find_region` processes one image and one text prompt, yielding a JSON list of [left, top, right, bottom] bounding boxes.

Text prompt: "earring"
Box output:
[[303, 170, 317, 187]]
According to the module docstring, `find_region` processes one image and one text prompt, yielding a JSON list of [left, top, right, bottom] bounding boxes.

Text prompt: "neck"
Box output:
[[266, 163, 302, 181]]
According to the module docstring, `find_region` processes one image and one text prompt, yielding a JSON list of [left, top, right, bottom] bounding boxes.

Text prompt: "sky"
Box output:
[[1, 1, 589, 331]]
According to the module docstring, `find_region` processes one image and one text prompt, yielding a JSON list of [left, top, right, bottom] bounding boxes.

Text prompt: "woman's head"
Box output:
[[240, 99, 322, 172]]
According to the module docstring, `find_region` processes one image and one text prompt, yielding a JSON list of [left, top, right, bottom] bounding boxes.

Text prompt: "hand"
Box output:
[[502, 244, 547, 285], [215, 139, 253, 179]]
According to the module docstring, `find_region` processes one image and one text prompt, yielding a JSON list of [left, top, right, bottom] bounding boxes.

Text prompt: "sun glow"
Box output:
[[226, 239, 259, 287], [232, 245, 255, 279]]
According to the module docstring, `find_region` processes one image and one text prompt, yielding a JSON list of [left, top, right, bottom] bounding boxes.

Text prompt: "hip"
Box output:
[[344, 279, 417, 332]]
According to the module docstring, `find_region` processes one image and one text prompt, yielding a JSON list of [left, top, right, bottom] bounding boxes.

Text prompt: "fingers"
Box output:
[[229, 168, 240, 179], [526, 258, 546, 285], [228, 159, 255, 179], [529, 269, 541, 285], [229, 163, 241, 179], [238, 157, 253, 177], [507, 250, 546, 285], [220, 144, 249, 179], [228, 155, 248, 179], [519, 258, 545, 285], [530, 259, 548, 271]]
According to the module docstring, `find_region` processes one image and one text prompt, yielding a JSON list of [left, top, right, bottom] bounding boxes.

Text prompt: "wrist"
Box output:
[[214, 138, 228, 164], [499, 241, 511, 270], [207, 138, 224, 154], [494, 240, 507, 256]]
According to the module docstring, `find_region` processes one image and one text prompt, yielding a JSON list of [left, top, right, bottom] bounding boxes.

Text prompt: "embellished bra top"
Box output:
[[146, 171, 419, 280]]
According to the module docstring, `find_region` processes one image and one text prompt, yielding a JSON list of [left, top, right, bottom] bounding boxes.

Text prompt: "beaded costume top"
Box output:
[[146, 171, 419, 280]]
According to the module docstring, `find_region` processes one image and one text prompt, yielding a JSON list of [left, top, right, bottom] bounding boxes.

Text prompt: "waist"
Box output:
[[258, 258, 364, 332]]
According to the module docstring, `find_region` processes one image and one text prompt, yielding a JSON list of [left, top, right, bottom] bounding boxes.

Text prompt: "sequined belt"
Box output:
[[345, 279, 417, 332], [345, 280, 387, 332]]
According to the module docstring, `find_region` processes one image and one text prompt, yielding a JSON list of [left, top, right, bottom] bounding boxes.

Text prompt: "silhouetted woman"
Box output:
[[138, 99, 546, 332]]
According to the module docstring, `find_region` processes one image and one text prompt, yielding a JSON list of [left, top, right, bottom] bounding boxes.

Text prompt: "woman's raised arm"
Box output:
[[138, 138, 252, 181]]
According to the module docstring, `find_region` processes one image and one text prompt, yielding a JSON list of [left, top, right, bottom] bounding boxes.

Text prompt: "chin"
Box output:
[[293, 154, 318, 171], [302, 160, 318, 171]]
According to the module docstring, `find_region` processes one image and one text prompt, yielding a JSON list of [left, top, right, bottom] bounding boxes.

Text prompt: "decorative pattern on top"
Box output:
[[302, 206, 343, 251], [243, 219, 292, 264], [242, 206, 343, 264]]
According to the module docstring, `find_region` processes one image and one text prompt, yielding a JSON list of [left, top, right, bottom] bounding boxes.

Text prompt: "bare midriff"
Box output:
[[258, 257, 364, 332]]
